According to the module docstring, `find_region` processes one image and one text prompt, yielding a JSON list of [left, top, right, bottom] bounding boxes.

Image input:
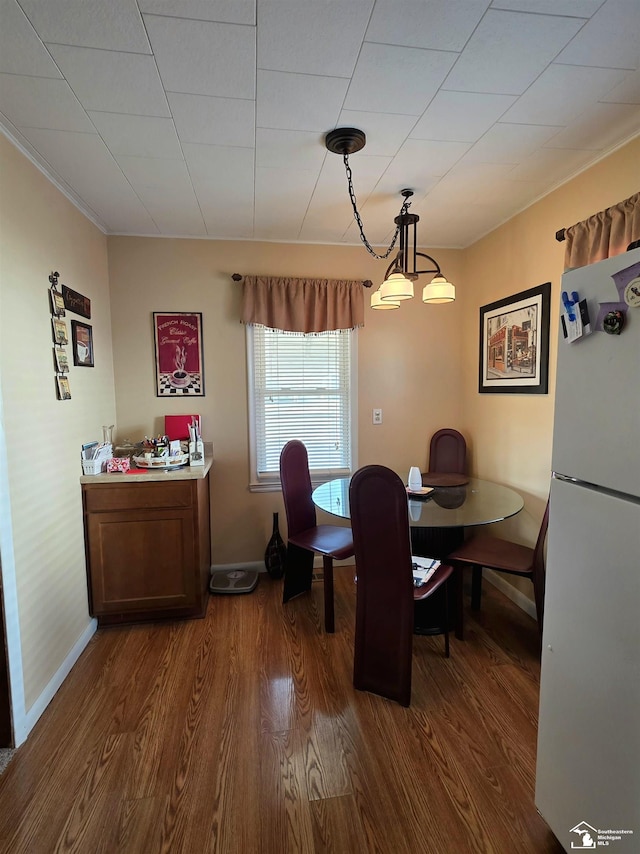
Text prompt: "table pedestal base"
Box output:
[[411, 526, 463, 636]]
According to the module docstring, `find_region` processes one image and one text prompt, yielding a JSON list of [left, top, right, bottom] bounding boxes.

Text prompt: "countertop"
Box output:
[[80, 454, 213, 484]]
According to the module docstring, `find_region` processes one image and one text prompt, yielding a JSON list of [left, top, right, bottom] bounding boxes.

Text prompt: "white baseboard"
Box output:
[[15, 618, 97, 746], [210, 555, 353, 576], [484, 569, 536, 619]]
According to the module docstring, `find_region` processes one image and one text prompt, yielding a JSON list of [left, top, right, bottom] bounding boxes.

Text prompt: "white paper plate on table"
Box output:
[[132, 453, 189, 469]]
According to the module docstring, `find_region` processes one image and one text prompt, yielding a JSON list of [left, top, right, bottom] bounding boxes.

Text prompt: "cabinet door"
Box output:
[[87, 507, 196, 617]]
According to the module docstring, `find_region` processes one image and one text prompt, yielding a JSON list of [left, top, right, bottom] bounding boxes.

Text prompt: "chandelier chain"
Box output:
[[343, 154, 410, 260]]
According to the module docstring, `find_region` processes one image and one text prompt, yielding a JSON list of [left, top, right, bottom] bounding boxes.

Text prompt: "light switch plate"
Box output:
[[373, 408, 383, 425]]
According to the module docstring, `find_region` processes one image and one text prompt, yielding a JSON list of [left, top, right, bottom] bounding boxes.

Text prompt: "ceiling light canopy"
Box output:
[[325, 128, 455, 310]]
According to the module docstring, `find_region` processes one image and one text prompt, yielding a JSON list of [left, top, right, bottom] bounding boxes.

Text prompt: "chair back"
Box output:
[[279, 440, 316, 537], [349, 465, 414, 706], [428, 428, 467, 474], [532, 496, 550, 629]]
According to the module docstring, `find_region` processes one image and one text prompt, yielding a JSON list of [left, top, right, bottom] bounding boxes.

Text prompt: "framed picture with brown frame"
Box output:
[[71, 320, 94, 367], [479, 282, 551, 394]]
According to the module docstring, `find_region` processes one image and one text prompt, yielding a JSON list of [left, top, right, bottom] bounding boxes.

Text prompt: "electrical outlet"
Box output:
[[372, 408, 383, 425]]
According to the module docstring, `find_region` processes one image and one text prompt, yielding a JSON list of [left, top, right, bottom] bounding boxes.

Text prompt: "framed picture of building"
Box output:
[[153, 312, 204, 396], [479, 282, 550, 394]]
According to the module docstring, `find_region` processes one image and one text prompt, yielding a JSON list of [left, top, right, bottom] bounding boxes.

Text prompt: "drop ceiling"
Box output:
[[1, 0, 638, 248]]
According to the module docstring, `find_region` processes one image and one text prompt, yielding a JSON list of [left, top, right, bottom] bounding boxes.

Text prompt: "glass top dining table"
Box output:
[[312, 476, 524, 529]]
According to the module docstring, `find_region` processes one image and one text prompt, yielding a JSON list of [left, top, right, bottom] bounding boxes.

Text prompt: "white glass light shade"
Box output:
[[379, 271, 414, 301], [371, 288, 400, 310], [423, 275, 455, 304]]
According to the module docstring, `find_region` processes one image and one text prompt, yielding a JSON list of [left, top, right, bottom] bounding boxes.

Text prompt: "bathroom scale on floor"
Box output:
[[209, 568, 259, 594]]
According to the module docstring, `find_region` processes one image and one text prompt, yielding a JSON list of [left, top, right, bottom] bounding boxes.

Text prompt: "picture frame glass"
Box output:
[[153, 312, 204, 396], [71, 320, 94, 367], [479, 282, 550, 394]]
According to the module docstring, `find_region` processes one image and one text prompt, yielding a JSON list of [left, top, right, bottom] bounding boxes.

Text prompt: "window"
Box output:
[[247, 326, 357, 490]]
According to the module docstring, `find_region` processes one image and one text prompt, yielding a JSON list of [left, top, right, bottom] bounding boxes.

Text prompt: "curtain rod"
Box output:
[[232, 273, 373, 288], [555, 228, 566, 242]]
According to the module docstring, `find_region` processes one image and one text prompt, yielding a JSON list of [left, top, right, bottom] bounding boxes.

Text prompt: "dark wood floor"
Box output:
[[0, 567, 564, 854]]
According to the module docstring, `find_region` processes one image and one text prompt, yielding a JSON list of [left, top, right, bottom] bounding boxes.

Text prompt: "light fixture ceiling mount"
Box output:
[[325, 127, 455, 308]]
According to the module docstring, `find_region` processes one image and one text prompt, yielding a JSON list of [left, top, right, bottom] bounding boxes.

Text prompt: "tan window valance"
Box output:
[[564, 192, 640, 270], [240, 276, 365, 333]]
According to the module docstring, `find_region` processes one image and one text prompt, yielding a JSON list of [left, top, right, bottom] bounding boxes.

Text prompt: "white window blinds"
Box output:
[[247, 326, 356, 488]]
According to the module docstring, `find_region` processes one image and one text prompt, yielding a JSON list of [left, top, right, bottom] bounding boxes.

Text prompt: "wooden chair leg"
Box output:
[[323, 556, 335, 633], [443, 580, 450, 658], [471, 565, 483, 610], [454, 565, 464, 641]]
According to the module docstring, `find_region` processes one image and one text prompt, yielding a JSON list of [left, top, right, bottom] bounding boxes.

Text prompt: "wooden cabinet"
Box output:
[[82, 474, 211, 626]]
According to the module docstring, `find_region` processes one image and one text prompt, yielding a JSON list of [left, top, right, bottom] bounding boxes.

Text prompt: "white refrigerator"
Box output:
[[535, 247, 640, 852]]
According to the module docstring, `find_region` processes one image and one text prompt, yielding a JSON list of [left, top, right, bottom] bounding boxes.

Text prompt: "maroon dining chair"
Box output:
[[349, 465, 454, 707], [279, 440, 354, 633], [427, 428, 467, 475], [447, 497, 550, 636]]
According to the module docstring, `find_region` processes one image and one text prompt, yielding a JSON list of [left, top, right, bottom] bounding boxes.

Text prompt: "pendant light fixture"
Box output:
[[325, 127, 455, 309]]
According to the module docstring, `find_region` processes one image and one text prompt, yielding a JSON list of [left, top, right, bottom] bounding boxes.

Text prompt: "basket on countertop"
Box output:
[[82, 458, 107, 475]]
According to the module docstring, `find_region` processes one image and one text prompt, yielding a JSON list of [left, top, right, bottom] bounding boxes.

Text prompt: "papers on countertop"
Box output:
[[412, 556, 440, 587]]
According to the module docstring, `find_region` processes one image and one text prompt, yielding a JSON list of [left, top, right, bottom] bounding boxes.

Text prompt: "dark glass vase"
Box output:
[[264, 512, 287, 579]]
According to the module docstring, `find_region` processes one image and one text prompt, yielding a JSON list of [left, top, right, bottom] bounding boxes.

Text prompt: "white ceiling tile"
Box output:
[[183, 142, 255, 184], [0, 74, 94, 132], [0, 0, 61, 77], [508, 147, 597, 183], [555, 0, 640, 68], [300, 154, 376, 241], [462, 122, 563, 163], [336, 111, 418, 156], [543, 103, 640, 150], [88, 112, 182, 158], [254, 166, 317, 239], [167, 92, 255, 146], [600, 68, 640, 105], [345, 43, 456, 115], [19, 0, 151, 53], [490, 0, 601, 15], [410, 91, 517, 142], [503, 64, 630, 125], [444, 9, 584, 94], [197, 184, 254, 237], [257, 0, 372, 77], [16, 126, 159, 232], [114, 155, 192, 190], [424, 161, 515, 204], [138, 0, 255, 25], [383, 138, 471, 183], [144, 15, 255, 99], [366, 0, 490, 51], [48, 45, 170, 116], [133, 184, 207, 235], [256, 128, 325, 170], [257, 70, 348, 132]]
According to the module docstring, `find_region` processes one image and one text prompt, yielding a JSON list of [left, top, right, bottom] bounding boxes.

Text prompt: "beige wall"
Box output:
[[0, 134, 115, 718], [461, 135, 640, 595], [107, 238, 465, 564]]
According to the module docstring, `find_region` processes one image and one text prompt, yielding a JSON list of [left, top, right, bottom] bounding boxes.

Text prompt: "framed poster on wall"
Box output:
[[479, 282, 550, 394], [153, 312, 205, 396], [71, 320, 94, 367]]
